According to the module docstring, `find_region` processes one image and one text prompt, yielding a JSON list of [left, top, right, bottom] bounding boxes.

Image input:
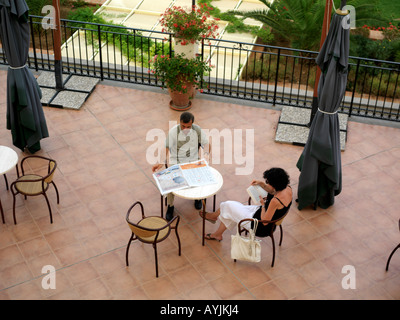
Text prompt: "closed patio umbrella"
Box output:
[[0, 0, 48, 153], [296, 10, 350, 210]]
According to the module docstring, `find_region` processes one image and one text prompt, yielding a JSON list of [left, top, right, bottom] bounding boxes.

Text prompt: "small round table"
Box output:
[[173, 167, 223, 246], [0, 146, 19, 223]]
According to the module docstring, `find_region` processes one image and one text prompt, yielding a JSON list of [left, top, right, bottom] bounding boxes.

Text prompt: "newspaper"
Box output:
[[153, 159, 217, 195]]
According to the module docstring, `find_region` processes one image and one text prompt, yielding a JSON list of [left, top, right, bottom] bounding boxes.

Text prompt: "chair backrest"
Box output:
[[20, 155, 57, 183], [127, 223, 158, 240], [126, 201, 160, 242], [274, 211, 289, 227], [44, 160, 57, 184], [238, 210, 289, 234]]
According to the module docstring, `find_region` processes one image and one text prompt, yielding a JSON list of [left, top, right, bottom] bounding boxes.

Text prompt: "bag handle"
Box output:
[[237, 218, 259, 236], [248, 218, 258, 240]]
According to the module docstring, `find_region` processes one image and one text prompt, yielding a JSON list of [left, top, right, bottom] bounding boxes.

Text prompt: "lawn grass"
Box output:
[[376, 0, 400, 25]]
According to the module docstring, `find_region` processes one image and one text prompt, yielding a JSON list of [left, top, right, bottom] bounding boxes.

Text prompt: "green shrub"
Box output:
[[67, 7, 170, 68], [27, 0, 52, 16], [198, 0, 274, 44]]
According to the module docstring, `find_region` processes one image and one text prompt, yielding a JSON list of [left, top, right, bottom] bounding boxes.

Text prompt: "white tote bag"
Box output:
[[231, 219, 261, 263]]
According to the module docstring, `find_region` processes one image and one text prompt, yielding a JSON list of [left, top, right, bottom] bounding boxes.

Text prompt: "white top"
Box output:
[[173, 167, 223, 200], [0, 146, 18, 175]]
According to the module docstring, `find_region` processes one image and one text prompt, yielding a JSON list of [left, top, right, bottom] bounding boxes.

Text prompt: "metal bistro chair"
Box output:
[[236, 211, 288, 268], [386, 218, 400, 271], [125, 201, 181, 277], [234, 196, 288, 267], [10, 155, 59, 224]]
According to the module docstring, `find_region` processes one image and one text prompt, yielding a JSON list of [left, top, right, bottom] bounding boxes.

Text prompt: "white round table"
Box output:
[[0, 146, 19, 223], [173, 167, 223, 245]]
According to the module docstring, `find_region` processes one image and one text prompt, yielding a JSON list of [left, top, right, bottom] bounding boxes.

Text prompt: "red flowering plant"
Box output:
[[160, 3, 220, 45], [361, 23, 400, 41], [382, 23, 400, 41], [149, 53, 212, 93]]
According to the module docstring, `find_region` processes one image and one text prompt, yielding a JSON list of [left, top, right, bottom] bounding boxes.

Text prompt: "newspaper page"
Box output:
[[153, 164, 190, 195], [153, 159, 217, 195], [180, 159, 217, 187]]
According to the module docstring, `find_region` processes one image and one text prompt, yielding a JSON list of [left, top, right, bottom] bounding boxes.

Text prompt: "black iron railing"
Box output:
[[0, 15, 398, 122]]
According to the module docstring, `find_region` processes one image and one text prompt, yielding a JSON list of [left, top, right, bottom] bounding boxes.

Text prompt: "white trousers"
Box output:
[[219, 201, 260, 231]]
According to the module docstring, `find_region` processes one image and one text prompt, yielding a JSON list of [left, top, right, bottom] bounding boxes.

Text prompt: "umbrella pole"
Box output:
[[52, 0, 63, 90], [308, 0, 333, 126]]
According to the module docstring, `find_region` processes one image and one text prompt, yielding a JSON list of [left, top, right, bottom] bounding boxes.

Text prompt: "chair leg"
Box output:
[[12, 194, 17, 225], [174, 217, 181, 256], [51, 182, 60, 204], [0, 199, 4, 224], [43, 193, 53, 224], [279, 225, 283, 246], [153, 243, 159, 277], [3, 174, 8, 190], [270, 235, 276, 268], [386, 244, 400, 271], [125, 234, 134, 266]]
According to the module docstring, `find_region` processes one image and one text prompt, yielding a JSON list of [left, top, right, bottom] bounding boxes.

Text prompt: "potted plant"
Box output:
[[160, 3, 220, 58], [149, 53, 213, 110]]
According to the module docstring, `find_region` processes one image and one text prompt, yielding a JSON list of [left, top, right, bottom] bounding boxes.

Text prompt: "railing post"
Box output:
[[52, 0, 63, 89], [169, 33, 173, 56], [98, 24, 104, 81], [348, 59, 360, 118], [273, 48, 281, 105], [29, 16, 39, 71], [200, 38, 204, 90]]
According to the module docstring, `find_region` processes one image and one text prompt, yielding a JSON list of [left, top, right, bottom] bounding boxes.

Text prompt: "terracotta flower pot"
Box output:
[[168, 83, 195, 111]]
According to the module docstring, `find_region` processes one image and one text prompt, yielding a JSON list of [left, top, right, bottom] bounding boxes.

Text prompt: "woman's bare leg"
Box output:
[[206, 222, 227, 241], [202, 208, 220, 221]]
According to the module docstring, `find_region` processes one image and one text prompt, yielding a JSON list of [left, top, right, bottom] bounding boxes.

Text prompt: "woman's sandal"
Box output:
[[205, 233, 222, 242], [199, 211, 217, 224]]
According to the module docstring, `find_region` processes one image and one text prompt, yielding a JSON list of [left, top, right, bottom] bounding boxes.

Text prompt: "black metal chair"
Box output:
[[125, 201, 181, 277], [236, 209, 288, 268], [10, 155, 59, 224], [386, 218, 400, 271]]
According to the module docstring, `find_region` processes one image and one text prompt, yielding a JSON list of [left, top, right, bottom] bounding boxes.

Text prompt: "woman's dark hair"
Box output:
[[180, 112, 194, 123], [263, 168, 290, 191]]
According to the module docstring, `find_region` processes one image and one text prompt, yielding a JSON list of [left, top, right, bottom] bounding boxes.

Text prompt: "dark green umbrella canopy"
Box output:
[[296, 12, 350, 210], [0, 0, 48, 153]]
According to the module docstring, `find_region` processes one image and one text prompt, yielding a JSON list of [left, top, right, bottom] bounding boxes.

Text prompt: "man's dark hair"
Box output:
[[263, 168, 290, 191], [180, 112, 194, 123]]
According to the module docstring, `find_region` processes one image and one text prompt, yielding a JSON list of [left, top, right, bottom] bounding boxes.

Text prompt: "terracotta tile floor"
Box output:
[[0, 69, 400, 300]]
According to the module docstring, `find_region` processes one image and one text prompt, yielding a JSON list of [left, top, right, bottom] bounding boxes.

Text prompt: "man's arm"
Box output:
[[200, 140, 211, 163], [152, 147, 170, 172], [199, 128, 211, 163]]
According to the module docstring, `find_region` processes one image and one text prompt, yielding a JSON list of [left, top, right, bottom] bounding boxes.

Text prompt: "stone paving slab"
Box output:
[[36, 71, 67, 88], [40, 88, 58, 106], [275, 105, 348, 150], [64, 75, 99, 92], [50, 91, 91, 110], [36, 71, 99, 110]]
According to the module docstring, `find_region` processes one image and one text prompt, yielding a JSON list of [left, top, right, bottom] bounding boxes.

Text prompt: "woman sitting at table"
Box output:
[[202, 167, 292, 241]]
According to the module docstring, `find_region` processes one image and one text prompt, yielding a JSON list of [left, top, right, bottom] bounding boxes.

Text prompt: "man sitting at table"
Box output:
[[152, 112, 211, 221]]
